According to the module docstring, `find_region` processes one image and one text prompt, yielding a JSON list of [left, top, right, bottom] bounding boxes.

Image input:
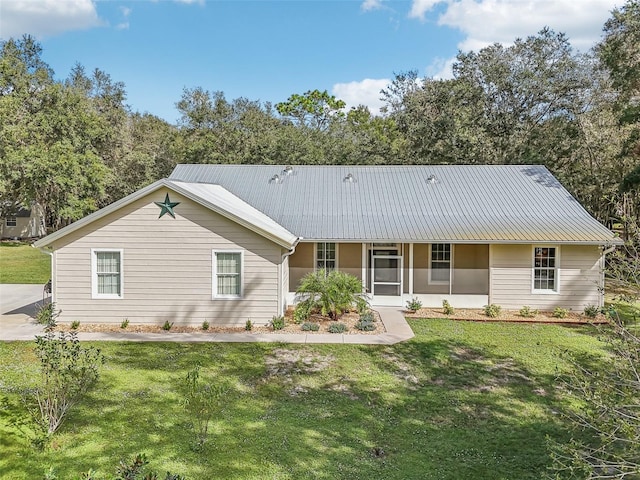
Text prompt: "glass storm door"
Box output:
[[372, 255, 402, 297]]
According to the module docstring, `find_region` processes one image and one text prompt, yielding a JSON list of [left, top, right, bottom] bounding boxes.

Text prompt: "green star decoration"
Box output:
[[155, 193, 180, 218]]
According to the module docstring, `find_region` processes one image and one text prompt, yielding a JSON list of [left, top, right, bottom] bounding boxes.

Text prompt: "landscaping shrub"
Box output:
[[35, 302, 59, 331], [553, 307, 569, 319], [328, 322, 347, 333], [355, 321, 376, 331], [70, 320, 80, 330], [293, 300, 313, 324], [301, 322, 320, 331], [406, 297, 422, 312], [359, 311, 375, 323], [201, 320, 210, 331], [24, 330, 104, 439], [162, 320, 173, 331], [295, 269, 367, 319], [583, 305, 599, 318], [442, 300, 455, 315], [270, 316, 285, 330], [484, 304, 502, 318], [245, 318, 253, 331], [519, 306, 537, 318], [120, 318, 129, 329]]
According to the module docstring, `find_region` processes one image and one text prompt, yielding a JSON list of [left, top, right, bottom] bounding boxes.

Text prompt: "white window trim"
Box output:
[[91, 248, 124, 299], [314, 242, 338, 272], [6, 217, 17, 227], [532, 245, 560, 294], [428, 243, 452, 285], [212, 250, 244, 299]]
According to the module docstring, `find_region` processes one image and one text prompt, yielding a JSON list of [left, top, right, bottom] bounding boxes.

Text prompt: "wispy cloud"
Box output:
[[116, 5, 130, 30], [0, 0, 102, 39], [361, 0, 384, 12], [332, 78, 391, 115]]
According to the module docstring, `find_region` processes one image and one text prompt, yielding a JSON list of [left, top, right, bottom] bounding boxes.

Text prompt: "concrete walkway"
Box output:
[[0, 286, 414, 344]]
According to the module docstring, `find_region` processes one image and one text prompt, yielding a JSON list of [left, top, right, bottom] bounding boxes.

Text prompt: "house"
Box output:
[[1, 204, 46, 240], [33, 165, 620, 326]]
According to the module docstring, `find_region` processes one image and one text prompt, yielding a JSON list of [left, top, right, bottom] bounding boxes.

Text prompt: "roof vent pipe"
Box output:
[[282, 165, 294, 176], [427, 174, 437, 184], [269, 174, 282, 184], [343, 173, 355, 183]]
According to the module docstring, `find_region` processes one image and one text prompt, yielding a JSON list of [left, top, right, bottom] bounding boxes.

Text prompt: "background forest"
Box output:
[[0, 1, 638, 240]]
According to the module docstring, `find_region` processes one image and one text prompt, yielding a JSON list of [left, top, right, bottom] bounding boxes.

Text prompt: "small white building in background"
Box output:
[[1, 204, 46, 240], [34, 164, 622, 326]]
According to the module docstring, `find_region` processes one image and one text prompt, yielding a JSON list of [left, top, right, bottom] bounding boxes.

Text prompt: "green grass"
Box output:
[[0, 320, 608, 479], [0, 241, 50, 284]]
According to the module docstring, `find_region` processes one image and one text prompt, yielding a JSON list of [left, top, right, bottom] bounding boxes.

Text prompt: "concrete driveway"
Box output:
[[0, 284, 47, 340]]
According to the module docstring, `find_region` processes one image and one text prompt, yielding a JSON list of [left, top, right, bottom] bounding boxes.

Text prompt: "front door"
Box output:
[[372, 255, 403, 305]]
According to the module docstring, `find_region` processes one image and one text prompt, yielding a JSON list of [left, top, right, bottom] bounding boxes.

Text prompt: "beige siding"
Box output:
[[289, 242, 314, 291], [339, 243, 362, 281], [50, 188, 284, 326], [490, 244, 602, 311], [413, 243, 448, 294]]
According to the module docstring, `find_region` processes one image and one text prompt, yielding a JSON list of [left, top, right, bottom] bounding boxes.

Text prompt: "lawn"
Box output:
[[0, 320, 608, 479], [0, 241, 50, 284]]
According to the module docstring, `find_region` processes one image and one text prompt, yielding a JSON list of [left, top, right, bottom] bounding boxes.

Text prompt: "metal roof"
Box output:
[[169, 164, 619, 244]]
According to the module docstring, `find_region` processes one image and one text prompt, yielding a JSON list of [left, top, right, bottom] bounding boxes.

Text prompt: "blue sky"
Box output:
[[0, 0, 622, 124]]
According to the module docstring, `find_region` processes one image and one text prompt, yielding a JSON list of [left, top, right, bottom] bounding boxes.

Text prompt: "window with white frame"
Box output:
[[429, 243, 451, 284], [92, 249, 123, 299], [213, 251, 243, 298], [533, 246, 558, 292], [316, 242, 336, 271], [6, 217, 17, 227]]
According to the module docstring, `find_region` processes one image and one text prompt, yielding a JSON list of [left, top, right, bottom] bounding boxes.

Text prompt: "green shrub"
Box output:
[[553, 307, 569, 319], [162, 320, 173, 331], [293, 300, 313, 324], [359, 311, 375, 323], [35, 302, 59, 331], [301, 322, 320, 331], [70, 320, 80, 330], [202, 320, 209, 331], [519, 306, 537, 318], [484, 304, 502, 318], [583, 305, 599, 318], [295, 269, 367, 319], [442, 300, 455, 315], [245, 318, 253, 331], [328, 322, 347, 333], [270, 316, 285, 331], [120, 319, 129, 329], [355, 321, 376, 331], [406, 297, 422, 312]]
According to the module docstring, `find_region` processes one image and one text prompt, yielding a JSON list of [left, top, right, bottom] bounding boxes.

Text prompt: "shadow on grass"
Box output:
[[0, 328, 611, 480]]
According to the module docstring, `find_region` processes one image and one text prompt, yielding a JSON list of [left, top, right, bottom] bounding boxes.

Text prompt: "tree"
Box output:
[[276, 89, 346, 130]]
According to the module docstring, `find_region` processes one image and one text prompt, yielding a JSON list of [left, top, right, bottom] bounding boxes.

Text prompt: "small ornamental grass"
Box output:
[[270, 316, 285, 331], [583, 305, 600, 318], [355, 321, 376, 331], [162, 320, 173, 331], [301, 322, 320, 332], [406, 298, 422, 312], [442, 300, 455, 315], [553, 307, 569, 319], [519, 306, 538, 318], [327, 322, 347, 334], [484, 304, 502, 318]]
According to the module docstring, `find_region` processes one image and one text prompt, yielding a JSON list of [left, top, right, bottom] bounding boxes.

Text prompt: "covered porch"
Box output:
[[287, 242, 489, 308]]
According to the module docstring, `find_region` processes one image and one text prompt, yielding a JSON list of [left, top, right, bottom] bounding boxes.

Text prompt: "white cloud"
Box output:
[[426, 56, 456, 80], [332, 78, 391, 115], [412, 0, 621, 79], [0, 0, 102, 39], [116, 6, 130, 30], [361, 0, 384, 12]]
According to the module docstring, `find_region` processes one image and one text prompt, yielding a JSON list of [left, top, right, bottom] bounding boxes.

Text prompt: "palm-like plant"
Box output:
[[295, 269, 366, 319]]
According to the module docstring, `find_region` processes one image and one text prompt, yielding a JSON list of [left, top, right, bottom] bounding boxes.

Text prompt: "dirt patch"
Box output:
[[264, 348, 335, 377], [406, 307, 607, 324]]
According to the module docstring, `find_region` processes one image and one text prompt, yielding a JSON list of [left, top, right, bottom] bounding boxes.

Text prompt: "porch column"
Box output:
[[409, 243, 414, 296], [361, 242, 367, 292]]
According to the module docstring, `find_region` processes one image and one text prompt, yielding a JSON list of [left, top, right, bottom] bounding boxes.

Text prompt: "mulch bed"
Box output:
[[53, 310, 386, 335], [405, 307, 609, 324]]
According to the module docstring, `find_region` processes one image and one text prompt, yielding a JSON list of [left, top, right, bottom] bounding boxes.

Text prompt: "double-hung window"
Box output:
[[429, 243, 451, 284], [213, 251, 243, 298], [316, 242, 336, 271], [533, 246, 558, 292], [92, 249, 123, 299], [6, 217, 17, 227]]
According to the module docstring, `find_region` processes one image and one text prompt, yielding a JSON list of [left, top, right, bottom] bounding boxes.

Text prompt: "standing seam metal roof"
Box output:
[[168, 164, 619, 244]]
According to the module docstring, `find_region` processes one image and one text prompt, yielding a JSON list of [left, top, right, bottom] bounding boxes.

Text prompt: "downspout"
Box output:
[[33, 244, 54, 304], [279, 238, 302, 316]]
